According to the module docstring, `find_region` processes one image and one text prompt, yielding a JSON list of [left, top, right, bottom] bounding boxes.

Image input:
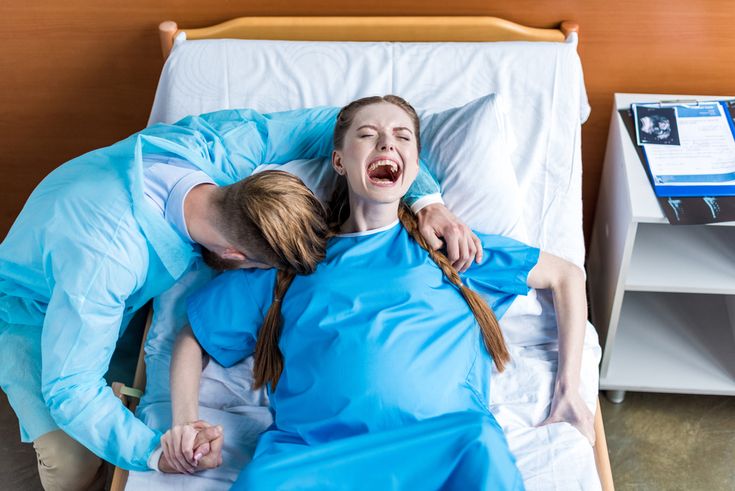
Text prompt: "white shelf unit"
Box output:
[[587, 93, 735, 401]]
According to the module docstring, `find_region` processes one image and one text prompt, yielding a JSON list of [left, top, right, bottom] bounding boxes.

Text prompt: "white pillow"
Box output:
[[257, 93, 527, 240], [419, 92, 526, 240]]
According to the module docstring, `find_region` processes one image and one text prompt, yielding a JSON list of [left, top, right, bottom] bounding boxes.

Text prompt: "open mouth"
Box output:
[[366, 159, 402, 185]]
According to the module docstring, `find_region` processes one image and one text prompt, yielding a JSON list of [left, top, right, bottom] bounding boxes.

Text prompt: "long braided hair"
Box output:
[[396, 204, 509, 371], [252, 95, 509, 391]]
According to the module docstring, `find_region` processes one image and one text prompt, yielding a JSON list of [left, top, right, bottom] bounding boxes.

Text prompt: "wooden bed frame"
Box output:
[[111, 16, 613, 491]]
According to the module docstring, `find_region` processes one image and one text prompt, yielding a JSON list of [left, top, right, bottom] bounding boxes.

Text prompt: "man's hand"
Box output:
[[416, 203, 482, 272], [538, 387, 595, 445], [158, 451, 178, 473], [159, 421, 223, 473]]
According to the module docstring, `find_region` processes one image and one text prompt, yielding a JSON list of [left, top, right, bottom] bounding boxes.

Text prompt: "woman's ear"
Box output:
[[332, 150, 345, 176]]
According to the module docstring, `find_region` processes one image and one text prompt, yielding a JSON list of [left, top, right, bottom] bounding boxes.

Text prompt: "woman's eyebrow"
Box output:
[[356, 124, 413, 135]]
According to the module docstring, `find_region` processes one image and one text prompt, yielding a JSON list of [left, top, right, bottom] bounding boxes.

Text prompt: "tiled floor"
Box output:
[[2, 387, 734, 490], [600, 392, 735, 491]]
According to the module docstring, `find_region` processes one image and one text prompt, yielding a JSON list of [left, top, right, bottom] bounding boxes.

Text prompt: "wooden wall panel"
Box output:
[[2, 1, 734, 250]]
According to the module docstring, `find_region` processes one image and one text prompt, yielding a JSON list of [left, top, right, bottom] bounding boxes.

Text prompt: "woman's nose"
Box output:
[[378, 137, 395, 151]]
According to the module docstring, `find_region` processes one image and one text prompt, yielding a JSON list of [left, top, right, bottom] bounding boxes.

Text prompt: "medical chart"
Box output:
[[633, 100, 735, 197]]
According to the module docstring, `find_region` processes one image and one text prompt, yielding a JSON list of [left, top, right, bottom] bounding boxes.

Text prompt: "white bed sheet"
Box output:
[[128, 33, 601, 490], [127, 269, 601, 491]]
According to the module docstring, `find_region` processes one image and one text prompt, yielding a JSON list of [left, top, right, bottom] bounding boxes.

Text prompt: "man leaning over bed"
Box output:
[[0, 106, 482, 490]]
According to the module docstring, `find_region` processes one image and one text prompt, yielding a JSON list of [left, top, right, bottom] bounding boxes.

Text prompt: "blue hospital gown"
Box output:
[[188, 221, 539, 490]]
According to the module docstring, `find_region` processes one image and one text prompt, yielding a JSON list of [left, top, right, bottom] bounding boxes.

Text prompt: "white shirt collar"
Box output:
[[165, 171, 214, 242]]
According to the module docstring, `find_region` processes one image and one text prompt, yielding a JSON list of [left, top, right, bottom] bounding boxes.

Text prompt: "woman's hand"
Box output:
[[190, 422, 224, 470], [416, 203, 482, 272], [160, 420, 223, 473], [539, 387, 595, 445]]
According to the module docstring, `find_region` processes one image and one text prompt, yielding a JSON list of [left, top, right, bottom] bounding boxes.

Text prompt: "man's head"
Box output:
[[202, 170, 329, 274]]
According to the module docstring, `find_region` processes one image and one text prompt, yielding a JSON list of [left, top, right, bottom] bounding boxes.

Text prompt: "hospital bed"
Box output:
[[111, 16, 613, 491]]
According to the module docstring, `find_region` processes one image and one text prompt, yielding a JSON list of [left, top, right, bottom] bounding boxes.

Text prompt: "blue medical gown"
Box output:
[[0, 107, 440, 471], [188, 222, 539, 490]]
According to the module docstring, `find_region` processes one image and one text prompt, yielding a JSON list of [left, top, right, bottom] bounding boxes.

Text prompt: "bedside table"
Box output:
[[587, 93, 735, 403]]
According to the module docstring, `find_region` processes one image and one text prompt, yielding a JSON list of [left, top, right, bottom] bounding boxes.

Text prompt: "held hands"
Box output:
[[159, 421, 224, 474], [416, 204, 482, 272], [539, 386, 595, 445]]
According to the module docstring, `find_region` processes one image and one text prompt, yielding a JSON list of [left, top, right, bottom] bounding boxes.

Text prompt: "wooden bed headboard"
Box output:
[[158, 16, 578, 59]]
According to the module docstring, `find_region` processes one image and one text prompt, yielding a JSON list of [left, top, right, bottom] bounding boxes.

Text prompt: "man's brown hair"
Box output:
[[209, 170, 328, 275]]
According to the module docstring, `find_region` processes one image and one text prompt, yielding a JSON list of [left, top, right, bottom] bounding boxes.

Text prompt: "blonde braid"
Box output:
[[397, 205, 510, 371], [253, 269, 296, 390], [252, 176, 345, 391]]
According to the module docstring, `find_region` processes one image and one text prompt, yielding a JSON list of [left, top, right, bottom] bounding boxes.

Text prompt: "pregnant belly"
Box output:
[[271, 320, 486, 444]]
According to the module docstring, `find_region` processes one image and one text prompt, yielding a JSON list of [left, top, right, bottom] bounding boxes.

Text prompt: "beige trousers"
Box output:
[[32, 430, 107, 491]]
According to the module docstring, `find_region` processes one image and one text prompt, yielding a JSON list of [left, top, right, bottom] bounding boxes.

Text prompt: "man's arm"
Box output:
[[257, 108, 444, 214], [40, 286, 161, 471], [194, 106, 340, 177], [404, 158, 442, 212], [185, 106, 444, 208], [182, 106, 442, 210], [184, 107, 480, 269]]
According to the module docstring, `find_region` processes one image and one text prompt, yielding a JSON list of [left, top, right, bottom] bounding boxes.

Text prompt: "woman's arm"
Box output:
[[161, 324, 223, 473], [527, 252, 595, 444], [171, 324, 204, 426]]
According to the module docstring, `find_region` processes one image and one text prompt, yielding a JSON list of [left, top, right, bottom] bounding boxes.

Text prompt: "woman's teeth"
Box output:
[[367, 160, 398, 174], [367, 160, 400, 183]]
